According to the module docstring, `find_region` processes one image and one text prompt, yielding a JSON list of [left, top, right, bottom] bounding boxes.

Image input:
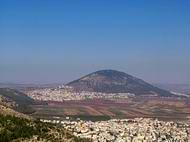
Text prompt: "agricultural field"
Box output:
[[30, 97, 190, 121]]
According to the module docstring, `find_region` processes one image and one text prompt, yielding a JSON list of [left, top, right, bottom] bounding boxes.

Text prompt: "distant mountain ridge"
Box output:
[[67, 70, 173, 96]]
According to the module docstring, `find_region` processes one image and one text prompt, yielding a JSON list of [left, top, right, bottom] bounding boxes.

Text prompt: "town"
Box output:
[[25, 86, 132, 101], [40, 118, 190, 142]]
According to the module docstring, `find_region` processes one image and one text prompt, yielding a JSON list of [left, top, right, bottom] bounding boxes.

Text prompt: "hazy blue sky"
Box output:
[[0, 0, 190, 84]]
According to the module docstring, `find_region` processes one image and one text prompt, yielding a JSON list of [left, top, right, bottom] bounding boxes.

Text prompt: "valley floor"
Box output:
[[30, 97, 190, 122]]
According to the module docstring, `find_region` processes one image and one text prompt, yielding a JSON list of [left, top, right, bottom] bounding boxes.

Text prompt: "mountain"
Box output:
[[67, 70, 173, 96], [0, 88, 35, 114]]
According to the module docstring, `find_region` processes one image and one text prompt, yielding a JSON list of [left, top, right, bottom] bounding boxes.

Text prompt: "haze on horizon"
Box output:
[[0, 0, 190, 84]]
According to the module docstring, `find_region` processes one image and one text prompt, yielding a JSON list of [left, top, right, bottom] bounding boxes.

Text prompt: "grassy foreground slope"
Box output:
[[0, 115, 91, 142]]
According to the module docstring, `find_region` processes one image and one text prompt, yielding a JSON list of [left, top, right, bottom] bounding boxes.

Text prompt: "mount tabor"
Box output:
[[67, 70, 173, 96]]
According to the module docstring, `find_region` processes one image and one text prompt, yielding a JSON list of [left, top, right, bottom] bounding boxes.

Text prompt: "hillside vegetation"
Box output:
[[0, 115, 91, 142]]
